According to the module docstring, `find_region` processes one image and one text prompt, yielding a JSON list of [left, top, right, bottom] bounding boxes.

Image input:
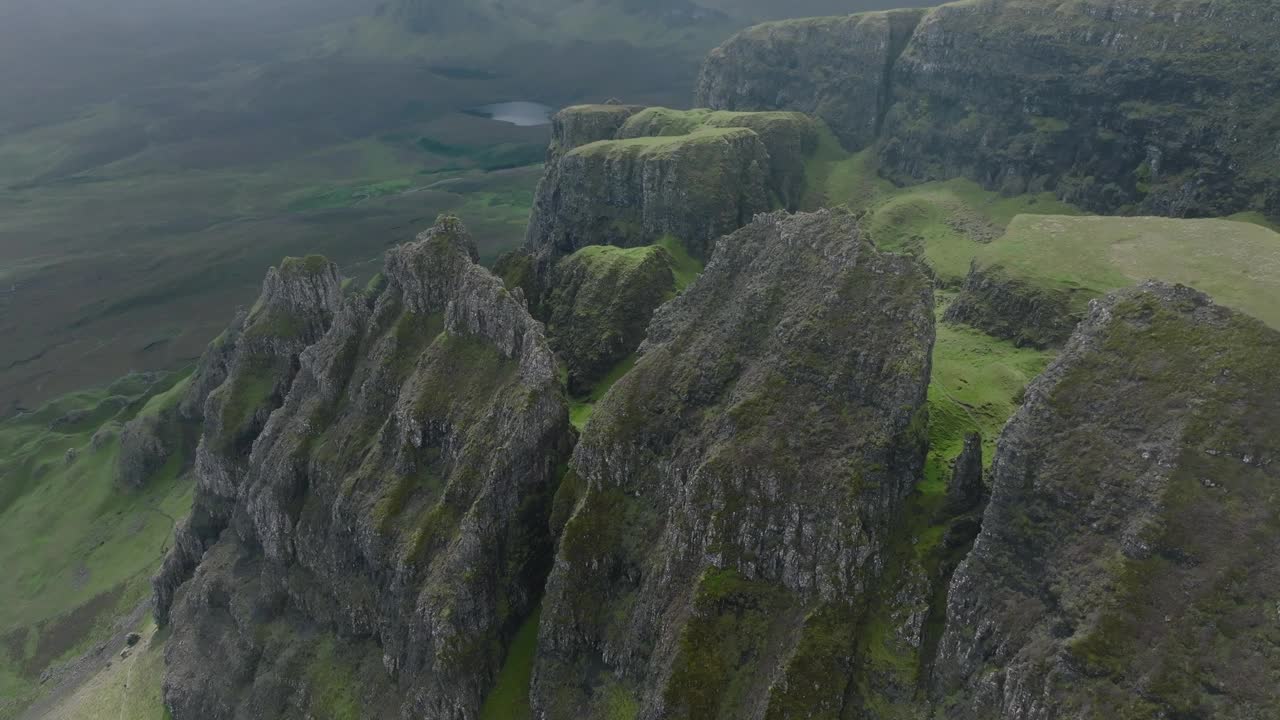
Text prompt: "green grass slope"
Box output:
[[973, 214, 1280, 329], [35, 620, 169, 720], [0, 374, 193, 719], [802, 133, 1082, 283]]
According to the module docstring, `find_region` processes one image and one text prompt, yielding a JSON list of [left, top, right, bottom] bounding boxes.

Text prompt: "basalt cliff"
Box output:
[[698, 0, 1280, 218]]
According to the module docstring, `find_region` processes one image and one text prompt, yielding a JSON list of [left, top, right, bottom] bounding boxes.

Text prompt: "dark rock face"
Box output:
[[933, 282, 1280, 719], [154, 256, 344, 626], [698, 0, 1280, 217], [944, 263, 1082, 349], [546, 245, 678, 395], [154, 217, 573, 720], [945, 432, 983, 515], [524, 106, 819, 270], [697, 10, 924, 150], [533, 210, 936, 719]]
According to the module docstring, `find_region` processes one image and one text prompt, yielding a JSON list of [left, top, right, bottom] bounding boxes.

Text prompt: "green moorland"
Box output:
[[0, 0, 930, 416], [972, 214, 1280, 329], [0, 372, 193, 719]]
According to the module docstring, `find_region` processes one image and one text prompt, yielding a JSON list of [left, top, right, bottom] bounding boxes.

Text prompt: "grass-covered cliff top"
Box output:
[[565, 237, 701, 292], [972, 215, 1280, 329], [560, 104, 820, 164], [567, 244, 667, 271], [616, 106, 815, 139], [569, 126, 758, 160], [279, 254, 335, 277]]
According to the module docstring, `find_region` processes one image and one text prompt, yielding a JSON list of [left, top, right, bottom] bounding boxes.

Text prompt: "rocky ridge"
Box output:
[[533, 210, 937, 719], [153, 217, 573, 719], [934, 282, 1280, 718]]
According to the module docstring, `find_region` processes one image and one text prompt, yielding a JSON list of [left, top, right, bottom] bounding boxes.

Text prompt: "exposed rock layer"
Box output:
[[943, 263, 1082, 349]]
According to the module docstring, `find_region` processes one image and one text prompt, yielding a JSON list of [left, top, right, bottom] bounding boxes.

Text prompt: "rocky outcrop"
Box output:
[[154, 217, 573, 720], [698, 0, 1280, 217], [617, 108, 819, 208], [933, 282, 1280, 718], [524, 105, 820, 270], [546, 244, 678, 395], [533, 210, 935, 719], [943, 263, 1083, 349]]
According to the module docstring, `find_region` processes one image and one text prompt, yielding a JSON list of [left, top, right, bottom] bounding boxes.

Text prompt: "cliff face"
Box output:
[[933, 283, 1280, 718], [153, 217, 573, 719], [524, 106, 819, 269], [533, 210, 936, 719], [698, 0, 1280, 217], [697, 10, 924, 150]]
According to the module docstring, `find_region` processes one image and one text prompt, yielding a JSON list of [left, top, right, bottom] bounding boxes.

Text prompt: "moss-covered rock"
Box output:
[[155, 216, 573, 720], [532, 210, 936, 719], [546, 244, 678, 395], [933, 282, 1280, 719], [698, 0, 1280, 218]]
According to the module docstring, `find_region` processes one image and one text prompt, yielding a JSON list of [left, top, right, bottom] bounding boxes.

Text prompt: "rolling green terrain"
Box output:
[[0, 373, 192, 718], [803, 137, 1280, 474], [972, 215, 1280, 329]]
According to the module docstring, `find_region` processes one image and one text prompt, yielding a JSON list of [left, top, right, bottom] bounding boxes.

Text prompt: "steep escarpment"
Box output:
[[524, 105, 820, 269], [698, 0, 1280, 218], [153, 257, 343, 625], [533, 210, 936, 719], [153, 217, 573, 720], [933, 283, 1280, 718], [697, 9, 924, 149]]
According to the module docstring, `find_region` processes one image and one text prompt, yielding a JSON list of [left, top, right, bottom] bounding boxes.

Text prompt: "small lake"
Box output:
[[470, 101, 554, 127]]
